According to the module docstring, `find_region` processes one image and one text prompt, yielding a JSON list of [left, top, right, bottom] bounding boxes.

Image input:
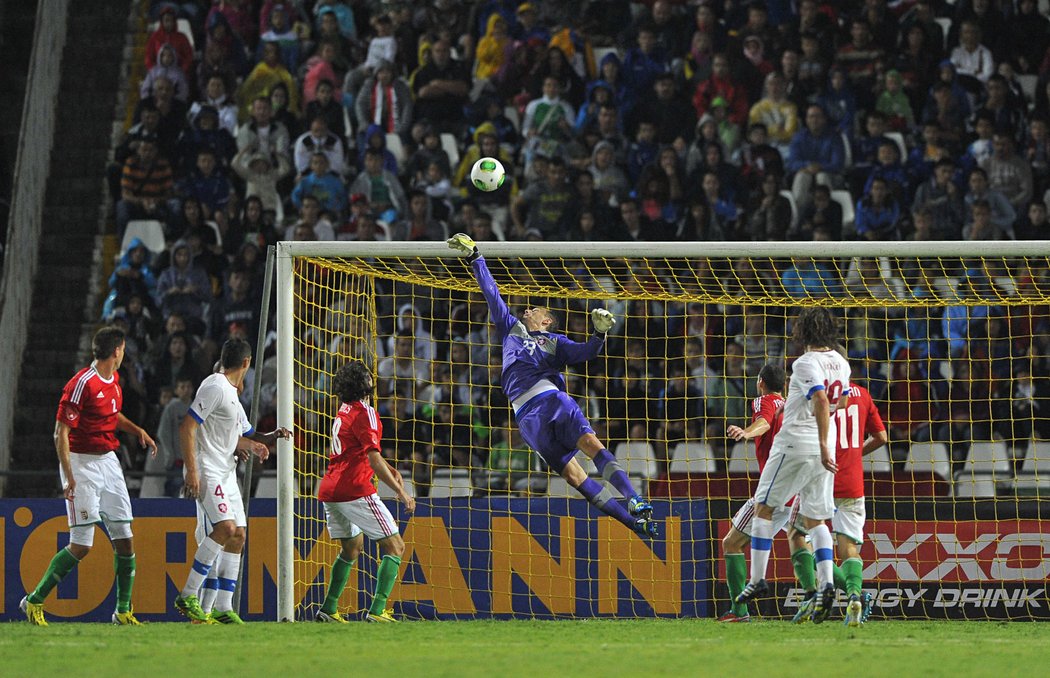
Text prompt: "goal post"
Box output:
[[276, 240, 1050, 622]]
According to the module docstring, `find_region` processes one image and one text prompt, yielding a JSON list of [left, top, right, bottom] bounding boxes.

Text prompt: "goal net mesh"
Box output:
[[284, 247, 1050, 621]]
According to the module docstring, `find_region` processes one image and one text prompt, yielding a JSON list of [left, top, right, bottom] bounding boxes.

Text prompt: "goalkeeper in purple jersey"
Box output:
[[448, 233, 658, 538]]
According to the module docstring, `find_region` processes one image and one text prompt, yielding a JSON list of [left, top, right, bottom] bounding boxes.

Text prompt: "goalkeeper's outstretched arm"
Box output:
[[555, 308, 617, 364], [447, 233, 516, 338]]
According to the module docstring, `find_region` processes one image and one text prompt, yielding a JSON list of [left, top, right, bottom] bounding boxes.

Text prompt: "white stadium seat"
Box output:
[[440, 133, 460, 171], [904, 442, 951, 479], [953, 476, 997, 498], [830, 190, 855, 230], [121, 219, 166, 255], [1021, 442, 1050, 475], [614, 442, 659, 478], [670, 442, 717, 474], [429, 469, 472, 498], [863, 445, 893, 474], [727, 441, 760, 474], [964, 441, 1011, 474]]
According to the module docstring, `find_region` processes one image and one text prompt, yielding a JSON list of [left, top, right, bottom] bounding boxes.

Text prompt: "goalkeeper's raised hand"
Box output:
[[447, 233, 479, 262], [591, 308, 616, 333]]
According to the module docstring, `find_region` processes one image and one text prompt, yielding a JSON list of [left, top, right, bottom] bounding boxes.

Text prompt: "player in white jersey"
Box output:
[[174, 339, 291, 624], [735, 308, 850, 621]]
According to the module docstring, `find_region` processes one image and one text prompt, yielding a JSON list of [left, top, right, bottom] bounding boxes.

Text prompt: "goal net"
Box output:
[[275, 241, 1050, 622]]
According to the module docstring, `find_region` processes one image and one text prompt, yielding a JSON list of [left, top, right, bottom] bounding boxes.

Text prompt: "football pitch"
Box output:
[[3, 619, 1047, 677]]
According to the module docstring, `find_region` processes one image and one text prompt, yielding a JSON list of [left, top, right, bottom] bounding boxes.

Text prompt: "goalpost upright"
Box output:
[[275, 239, 1050, 622]]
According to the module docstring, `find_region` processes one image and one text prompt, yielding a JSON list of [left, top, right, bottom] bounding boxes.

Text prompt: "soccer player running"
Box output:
[[316, 360, 415, 623], [735, 308, 850, 621], [447, 233, 657, 537], [720, 363, 807, 622], [21, 326, 157, 626], [174, 339, 291, 624], [790, 378, 887, 626]]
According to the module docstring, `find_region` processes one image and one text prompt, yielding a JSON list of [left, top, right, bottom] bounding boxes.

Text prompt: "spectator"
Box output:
[[744, 173, 790, 241], [412, 39, 470, 134], [293, 115, 347, 178], [521, 75, 575, 170], [1016, 200, 1049, 240], [116, 136, 174, 239], [981, 132, 1033, 213], [635, 73, 695, 148], [145, 7, 193, 77], [913, 158, 966, 238], [795, 184, 843, 241], [876, 70, 916, 133], [781, 256, 844, 298], [141, 44, 190, 103], [692, 53, 748, 126], [733, 122, 782, 191], [190, 75, 239, 136], [863, 141, 909, 203], [257, 4, 302, 72], [304, 79, 346, 142], [232, 145, 292, 218], [175, 148, 233, 221], [269, 82, 302, 141], [210, 266, 260, 344], [835, 19, 884, 105], [704, 343, 751, 459], [354, 60, 413, 138], [622, 24, 669, 104], [974, 75, 1027, 147], [964, 198, 1001, 240], [964, 167, 1016, 238], [786, 105, 845, 213], [816, 67, 857, 136], [236, 96, 291, 162], [510, 156, 572, 239], [238, 41, 300, 121], [348, 147, 408, 222], [949, 20, 995, 95], [302, 41, 343, 107], [134, 76, 188, 157], [391, 190, 446, 242], [103, 238, 158, 319], [748, 72, 798, 156]]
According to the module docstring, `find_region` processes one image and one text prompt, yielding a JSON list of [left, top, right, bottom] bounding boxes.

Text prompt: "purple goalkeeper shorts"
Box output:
[[514, 391, 594, 473]]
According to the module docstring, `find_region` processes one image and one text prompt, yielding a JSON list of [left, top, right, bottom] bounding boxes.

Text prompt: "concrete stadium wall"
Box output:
[[0, 0, 70, 495]]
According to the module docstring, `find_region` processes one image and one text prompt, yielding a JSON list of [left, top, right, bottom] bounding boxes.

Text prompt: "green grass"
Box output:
[[3, 619, 1047, 677]]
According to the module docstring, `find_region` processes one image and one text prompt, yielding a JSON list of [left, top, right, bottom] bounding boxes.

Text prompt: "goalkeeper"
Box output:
[[448, 233, 657, 537]]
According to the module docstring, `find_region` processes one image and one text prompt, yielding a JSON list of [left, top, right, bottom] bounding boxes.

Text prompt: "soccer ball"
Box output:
[[470, 157, 506, 192]]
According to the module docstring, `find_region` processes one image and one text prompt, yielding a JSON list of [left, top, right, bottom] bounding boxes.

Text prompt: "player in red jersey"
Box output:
[[719, 363, 810, 622], [315, 360, 415, 623], [790, 380, 887, 626], [20, 327, 157, 626]]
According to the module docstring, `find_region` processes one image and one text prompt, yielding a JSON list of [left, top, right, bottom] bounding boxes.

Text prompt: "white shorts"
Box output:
[[832, 496, 866, 544], [62, 451, 133, 530], [731, 497, 794, 537], [324, 494, 398, 541], [194, 470, 246, 540], [753, 451, 835, 521]]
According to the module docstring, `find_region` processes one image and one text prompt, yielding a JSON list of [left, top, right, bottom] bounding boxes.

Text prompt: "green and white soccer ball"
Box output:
[[470, 157, 506, 192]]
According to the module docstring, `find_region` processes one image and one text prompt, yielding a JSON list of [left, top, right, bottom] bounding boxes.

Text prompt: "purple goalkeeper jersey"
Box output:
[[472, 256, 605, 403]]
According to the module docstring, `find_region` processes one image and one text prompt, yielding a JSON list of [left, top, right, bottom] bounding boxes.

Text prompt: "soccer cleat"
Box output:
[[633, 518, 659, 539], [734, 579, 769, 605], [315, 610, 350, 624], [792, 592, 816, 624], [20, 596, 48, 627], [717, 611, 751, 623], [860, 592, 874, 624], [365, 609, 400, 623], [628, 496, 654, 519], [174, 594, 210, 623], [209, 610, 246, 624], [844, 594, 863, 628], [811, 584, 836, 624], [112, 607, 143, 625]]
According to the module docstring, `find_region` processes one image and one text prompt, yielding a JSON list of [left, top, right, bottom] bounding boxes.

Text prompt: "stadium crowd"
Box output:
[[102, 0, 1050, 497]]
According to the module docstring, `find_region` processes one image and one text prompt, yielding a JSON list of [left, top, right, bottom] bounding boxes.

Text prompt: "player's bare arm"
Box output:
[[235, 427, 293, 462], [727, 417, 771, 442], [53, 420, 76, 500], [369, 449, 415, 513], [812, 390, 837, 473], [861, 429, 889, 456], [178, 415, 202, 498], [116, 412, 157, 456]]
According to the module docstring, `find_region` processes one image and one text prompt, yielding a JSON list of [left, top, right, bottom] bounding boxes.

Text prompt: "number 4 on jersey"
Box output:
[[214, 484, 225, 499]]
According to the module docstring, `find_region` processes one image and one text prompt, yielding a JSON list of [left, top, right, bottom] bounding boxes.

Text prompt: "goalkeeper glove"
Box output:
[[591, 308, 616, 333], [447, 233, 479, 262]]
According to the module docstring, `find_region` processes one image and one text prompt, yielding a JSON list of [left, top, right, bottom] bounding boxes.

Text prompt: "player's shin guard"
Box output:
[[181, 537, 223, 598], [369, 555, 402, 615], [592, 449, 639, 501], [791, 548, 816, 594], [576, 477, 636, 528], [749, 517, 774, 584], [28, 547, 80, 605], [810, 524, 834, 588], [322, 556, 355, 615], [213, 551, 241, 612], [841, 557, 863, 597], [114, 554, 136, 614], [200, 573, 219, 614], [725, 553, 749, 616]]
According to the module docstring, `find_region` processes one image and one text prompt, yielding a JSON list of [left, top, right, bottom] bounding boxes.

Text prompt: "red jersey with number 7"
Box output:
[[55, 365, 123, 453], [317, 400, 382, 502], [833, 383, 885, 499], [751, 392, 785, 471]]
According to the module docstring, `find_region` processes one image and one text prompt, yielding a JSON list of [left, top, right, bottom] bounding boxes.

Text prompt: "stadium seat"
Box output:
[[147, 18, 195, 50], [503, 105, 521, 131], [378, 477, 415, 500], [830, 190, 855, 229], [614, 442, 659, 478], [953, 475, 997, 498], [904, 442, 951, 479], [440, 133, 460, 171], [205, 220, 223, 248], [863, 445, 893, 474], [121, 219, 166, 255], [592, 47, 619, 67], [934, 17, 952, 50], [1017, 75, 1038, 106], [429, 469, 473, 497], [884, 132, 908, 162], [255, 474, 278, 498], [964, 441, 1011, 474], [1021, 442, 1050, 475], [727, 442, 759, 475], [574, 451, 597, 475], [840, 132, 853, 167], [385, 132, 406, 168], [780, 190, 798, 230], [545, 475, 577, 498], [669, 442, 717, 474]]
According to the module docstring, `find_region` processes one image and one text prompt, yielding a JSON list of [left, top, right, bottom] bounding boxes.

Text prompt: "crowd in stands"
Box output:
[[104, 0, 1050, 497]]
